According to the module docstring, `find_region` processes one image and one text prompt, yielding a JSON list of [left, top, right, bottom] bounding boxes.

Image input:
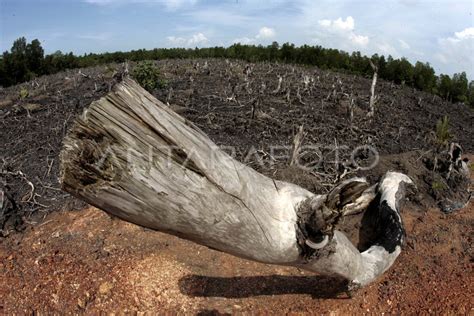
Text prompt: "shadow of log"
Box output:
[[179, 274, 349, 299]]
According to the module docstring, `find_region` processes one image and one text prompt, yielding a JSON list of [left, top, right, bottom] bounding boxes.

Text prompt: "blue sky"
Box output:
[[1, 0, 473, 77]]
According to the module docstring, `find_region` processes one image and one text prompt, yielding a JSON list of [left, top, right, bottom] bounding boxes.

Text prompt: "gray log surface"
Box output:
[[60, 78, 413, 287]]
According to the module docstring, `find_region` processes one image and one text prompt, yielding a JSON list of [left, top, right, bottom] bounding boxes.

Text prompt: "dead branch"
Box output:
[[367, 60, 379, 117], [290, 125, 306, 166], [296, 86, 305, 105]]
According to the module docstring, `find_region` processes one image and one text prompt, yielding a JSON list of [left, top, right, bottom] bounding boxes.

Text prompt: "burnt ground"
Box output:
[[0, 59, 473, 313]]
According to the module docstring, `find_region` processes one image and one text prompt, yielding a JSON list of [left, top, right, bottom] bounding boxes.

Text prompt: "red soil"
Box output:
[[1, 201, 472, 314]]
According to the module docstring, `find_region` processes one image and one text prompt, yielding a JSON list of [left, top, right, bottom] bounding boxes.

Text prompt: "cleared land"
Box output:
[[0, 59, 472, 313]]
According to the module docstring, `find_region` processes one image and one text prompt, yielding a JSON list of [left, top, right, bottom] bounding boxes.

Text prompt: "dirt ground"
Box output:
[[0, 59, 473, 314], [0, 201, 472, 314]]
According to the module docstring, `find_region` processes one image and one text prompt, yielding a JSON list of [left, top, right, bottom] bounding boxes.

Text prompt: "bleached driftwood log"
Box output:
[[60, 78, 413, 288]]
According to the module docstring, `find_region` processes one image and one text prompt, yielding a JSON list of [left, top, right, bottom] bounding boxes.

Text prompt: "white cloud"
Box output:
[[318, 16, 354, 32], [435, 27, 473, 76], [167, 32, 208, 47], [256, 27, 276, 39], [166, 36, 187, 46], [233, 26, 276, 45], [163, 0, 197, 10], [318, 19, 331, 28], [317, 16, 368, 47], [452, 27, 474, 42], [349, 34, 369, 46], [332, 16, 354, 31], [232, 37, 256, 45], [187, 32, 208, 45], [399, 39, 410, 49]]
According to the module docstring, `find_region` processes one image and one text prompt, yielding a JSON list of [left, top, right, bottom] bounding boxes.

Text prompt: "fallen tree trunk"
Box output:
[[60, 78, 414, 288]]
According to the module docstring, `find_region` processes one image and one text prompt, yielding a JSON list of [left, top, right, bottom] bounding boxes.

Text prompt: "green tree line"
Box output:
[[1, 37, 473, 107]]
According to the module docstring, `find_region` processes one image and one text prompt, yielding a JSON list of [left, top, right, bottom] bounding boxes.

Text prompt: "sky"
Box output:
[[0, 0, 473, 78]]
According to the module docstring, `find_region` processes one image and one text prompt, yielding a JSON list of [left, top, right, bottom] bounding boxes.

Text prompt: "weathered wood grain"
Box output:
[[60, 78, 413, 287]]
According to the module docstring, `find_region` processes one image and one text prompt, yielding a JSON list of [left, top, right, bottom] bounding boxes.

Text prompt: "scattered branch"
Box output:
[[289, 125, 306, 166]]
